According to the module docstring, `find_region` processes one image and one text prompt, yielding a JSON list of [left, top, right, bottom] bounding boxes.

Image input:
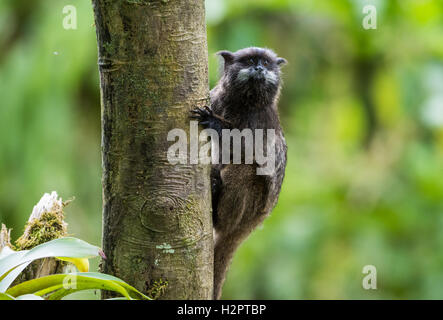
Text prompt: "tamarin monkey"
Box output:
[[191, 47, 287, 299]]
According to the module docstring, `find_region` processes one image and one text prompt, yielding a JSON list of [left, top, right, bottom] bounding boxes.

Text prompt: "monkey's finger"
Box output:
[[190, 114, 206, 121], [190, 108, 205, 115], [203, 106, 213, 114]]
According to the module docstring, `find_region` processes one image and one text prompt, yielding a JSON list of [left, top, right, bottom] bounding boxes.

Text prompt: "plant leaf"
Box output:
[[56, 257, 89, 272], [0, 292, 15, 300], [47, 280, 129, 300], [0, 250, 29, 281], [0, 249, 32, 292], [0, 261, 32, 293], [21, 237, 101, 262], [0, 237, 102, 292], [16, 294, 45, 300], [0, 246, 15, 259], [5, 273, 149, 300], [47, 272, 152, 300], [75, 272, 151, 300]]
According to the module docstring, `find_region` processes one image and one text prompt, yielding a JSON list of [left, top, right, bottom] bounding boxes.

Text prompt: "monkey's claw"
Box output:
[[190, 106, 228, 134], [190, 106, 214, 125]]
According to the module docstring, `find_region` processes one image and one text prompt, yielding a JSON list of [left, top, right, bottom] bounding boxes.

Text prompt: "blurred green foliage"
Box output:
[[1, 0, 443, 299]]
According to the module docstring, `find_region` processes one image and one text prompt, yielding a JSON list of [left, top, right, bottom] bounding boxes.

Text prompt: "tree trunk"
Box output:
[[92, 0, 213, 299]]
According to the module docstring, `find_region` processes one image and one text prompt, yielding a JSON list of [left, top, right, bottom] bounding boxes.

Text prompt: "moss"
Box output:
[[146, 278, 168, 300], [15, 211, 67, 250]]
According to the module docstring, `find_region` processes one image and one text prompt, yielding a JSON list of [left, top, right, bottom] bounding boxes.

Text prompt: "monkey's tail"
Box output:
[[213, 233, 242, 300]]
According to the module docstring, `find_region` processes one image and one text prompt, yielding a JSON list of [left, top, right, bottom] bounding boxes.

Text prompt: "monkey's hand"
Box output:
[[190, 106, 231, 136]]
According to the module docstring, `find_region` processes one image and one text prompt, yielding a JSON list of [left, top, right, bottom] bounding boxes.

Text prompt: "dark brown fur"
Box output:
[[191, 47, 287, 299]]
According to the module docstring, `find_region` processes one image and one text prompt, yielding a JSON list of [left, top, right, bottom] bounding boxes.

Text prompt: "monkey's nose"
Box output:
[[255, 66, 264, 73]]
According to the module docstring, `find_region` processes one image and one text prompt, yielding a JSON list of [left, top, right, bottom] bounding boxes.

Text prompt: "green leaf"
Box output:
[[0, 238, 149, 301], [0, 237, 102, 292], [21, 237, 102, 262], [0, 249, 32, 292], [73, 272, 151, 300], [0, 292, 15, 300], [6, 274, 129, 299], [0, 261, 32, 293], [47, 281, 129, 300], [6, 272, 150, 300], [0, 250, 29, 281]]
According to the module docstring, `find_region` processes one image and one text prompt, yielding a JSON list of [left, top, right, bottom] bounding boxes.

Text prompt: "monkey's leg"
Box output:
[[213, 217, 268, 300], [212, 165, 270, 299], [212, 188, 247, 300]]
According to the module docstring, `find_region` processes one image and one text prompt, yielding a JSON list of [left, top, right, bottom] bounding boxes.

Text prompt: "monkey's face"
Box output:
[[235, 55, 280, 86], [218, 47, 287, 92]]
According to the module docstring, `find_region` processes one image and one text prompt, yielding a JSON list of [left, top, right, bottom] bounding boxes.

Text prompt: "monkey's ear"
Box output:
[[276, 57, 287, 66], [216, 50, 235, 65]]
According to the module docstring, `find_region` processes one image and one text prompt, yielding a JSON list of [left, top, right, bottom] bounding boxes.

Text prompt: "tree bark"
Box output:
[[92, 0, 213, 299]]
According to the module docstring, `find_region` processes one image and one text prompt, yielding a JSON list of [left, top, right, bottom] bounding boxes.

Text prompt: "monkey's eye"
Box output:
[[263, 60, 269, 67], [248, 58, 255, 65]]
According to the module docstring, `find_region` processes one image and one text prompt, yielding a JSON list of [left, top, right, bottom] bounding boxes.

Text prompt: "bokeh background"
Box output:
[[1, 0, 443, 299]]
